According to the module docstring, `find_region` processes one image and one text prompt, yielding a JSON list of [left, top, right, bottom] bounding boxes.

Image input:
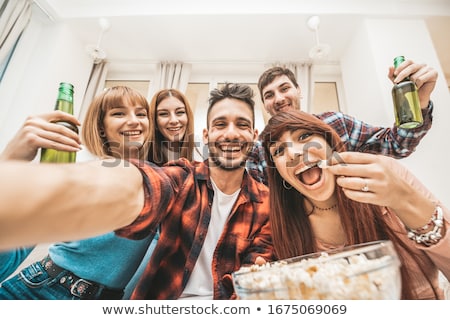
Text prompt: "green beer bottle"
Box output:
[[40, 82, 78, 163], [391, 56, 423, 129]]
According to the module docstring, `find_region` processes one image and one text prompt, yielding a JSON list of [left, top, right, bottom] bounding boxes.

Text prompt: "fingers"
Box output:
[[254, 256, 267, 266], [41, 110, 81, 126], [39, 121, 81, 145], [1, 112, 82, 161], [336, 175, 373, 193], [326, 152, 378, 196], [330, 151, 376, 164], [387, 66, 395, 82], [325, 152, 397, 207], [320, 152, 375, 180], [330, 161, 380, 205], [31, 127, 81, 152], [336, 178, 375, 204], [23, 114, 81, 147], [390, 59, 437, 85], [409, 65, 438, 89], [392, 59, 422, 83]]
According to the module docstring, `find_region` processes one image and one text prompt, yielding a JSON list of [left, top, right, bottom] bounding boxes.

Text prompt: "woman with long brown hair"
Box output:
[[260, 109, 450, 299], [148, 88, 202, 165]]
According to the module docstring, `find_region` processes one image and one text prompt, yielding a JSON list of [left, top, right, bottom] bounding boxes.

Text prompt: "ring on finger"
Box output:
[[361, 180, 369, 192]]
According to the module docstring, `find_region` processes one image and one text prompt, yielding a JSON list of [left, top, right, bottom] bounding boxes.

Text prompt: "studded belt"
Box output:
[[40, 255, 124, 300]]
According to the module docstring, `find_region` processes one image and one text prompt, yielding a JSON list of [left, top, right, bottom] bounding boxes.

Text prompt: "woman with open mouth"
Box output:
[[260, 109, 450, 300]]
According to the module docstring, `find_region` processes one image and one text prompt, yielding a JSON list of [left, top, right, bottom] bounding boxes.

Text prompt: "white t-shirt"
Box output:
[[179, 178, 240, 299]]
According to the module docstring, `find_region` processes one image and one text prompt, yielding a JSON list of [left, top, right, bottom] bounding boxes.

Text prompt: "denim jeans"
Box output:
[[0, 261, 80, 300]]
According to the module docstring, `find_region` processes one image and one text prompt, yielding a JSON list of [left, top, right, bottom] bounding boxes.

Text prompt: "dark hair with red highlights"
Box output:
[[260, 109, 437, 299]]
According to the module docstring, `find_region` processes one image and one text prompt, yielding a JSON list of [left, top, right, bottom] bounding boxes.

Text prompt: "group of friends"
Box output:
[[0, 58, 448, 300]]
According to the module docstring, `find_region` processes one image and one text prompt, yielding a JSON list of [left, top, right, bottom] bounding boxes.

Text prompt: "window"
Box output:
[[311, 82, 340, 113], [185, 83, 210, 135], [185, 82, 268, 136], [103, 64, 344, 136]]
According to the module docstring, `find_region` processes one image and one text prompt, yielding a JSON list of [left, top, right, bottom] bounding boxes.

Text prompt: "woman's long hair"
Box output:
[[82, 86, 150, 160], [260, 109, 436, 299], [147, 89, 195, 165]]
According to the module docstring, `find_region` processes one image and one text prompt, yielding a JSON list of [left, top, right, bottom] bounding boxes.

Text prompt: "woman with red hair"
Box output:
[[260, 109, 450, 299]]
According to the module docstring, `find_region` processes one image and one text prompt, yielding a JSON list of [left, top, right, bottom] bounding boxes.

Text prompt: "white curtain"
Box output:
[[0, 0, 32, 65], [147, 61, 192, 99], [78, 61, 108, 122], [270, 62, 314, 112]]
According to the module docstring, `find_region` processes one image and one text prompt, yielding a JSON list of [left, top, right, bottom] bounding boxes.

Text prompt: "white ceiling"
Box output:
[[33, 0, 450, 79]]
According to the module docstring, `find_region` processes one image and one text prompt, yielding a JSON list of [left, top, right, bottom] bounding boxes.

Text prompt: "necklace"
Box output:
[[304, 198, 338, 216], [313, 203, 338, 211]]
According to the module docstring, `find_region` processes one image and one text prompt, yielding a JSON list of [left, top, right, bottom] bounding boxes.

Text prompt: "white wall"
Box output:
[[341, 20, 388, 126], [1, 12, 448, 204], [341, 18, 450, 202], [0, 12, 93, 152]]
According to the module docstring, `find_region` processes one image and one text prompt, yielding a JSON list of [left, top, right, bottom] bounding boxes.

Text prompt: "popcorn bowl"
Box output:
[[232, 240, 401, 300]]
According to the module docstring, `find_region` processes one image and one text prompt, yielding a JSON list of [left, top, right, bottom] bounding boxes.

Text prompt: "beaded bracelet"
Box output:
[[407, 205, 444, 247]]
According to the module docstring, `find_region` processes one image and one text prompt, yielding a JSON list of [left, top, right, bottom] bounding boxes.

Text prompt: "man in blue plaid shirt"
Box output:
[[247, 59, 438, 185]]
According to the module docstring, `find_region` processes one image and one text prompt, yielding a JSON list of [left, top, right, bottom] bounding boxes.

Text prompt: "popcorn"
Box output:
[[233, 243, 401, 300]]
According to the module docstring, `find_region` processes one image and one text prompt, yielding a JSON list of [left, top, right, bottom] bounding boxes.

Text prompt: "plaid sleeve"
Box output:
[[317, 102, 433, 158], [246, 140, 268, 185], [115, 160, 175, 240]]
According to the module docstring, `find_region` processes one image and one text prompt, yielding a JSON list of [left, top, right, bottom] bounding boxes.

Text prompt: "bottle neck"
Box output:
[[393, 56, 405, 68], [57, 82, 74, 104], [55, 98, 73, 114], [57, 93, 73, 102], [55, 82, 74, 113]]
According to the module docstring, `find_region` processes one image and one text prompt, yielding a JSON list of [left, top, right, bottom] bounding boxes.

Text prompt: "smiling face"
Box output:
[[156, 96, 188, 143], [103, 101, 149, 159], [203, 98, 257, 171], [269, 129, 336, 203], [261, 75, 302, 116]]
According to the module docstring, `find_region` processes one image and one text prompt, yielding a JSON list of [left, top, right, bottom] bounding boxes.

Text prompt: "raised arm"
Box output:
[[317, 60, 437, 158], [0, 160, 144, 251], [319, 107, 433, 158]]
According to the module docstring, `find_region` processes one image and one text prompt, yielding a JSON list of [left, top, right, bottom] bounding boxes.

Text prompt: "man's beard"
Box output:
[[211, 156, 246, 171], [208, 145, 249, 171]]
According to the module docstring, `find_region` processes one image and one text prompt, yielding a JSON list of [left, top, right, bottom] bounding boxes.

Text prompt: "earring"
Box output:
[[282, 180, 292, 190], [99, 129, 106, 138]]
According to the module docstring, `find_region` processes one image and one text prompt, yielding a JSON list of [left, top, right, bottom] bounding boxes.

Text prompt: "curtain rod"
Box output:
[[105, 59, 340, 66]]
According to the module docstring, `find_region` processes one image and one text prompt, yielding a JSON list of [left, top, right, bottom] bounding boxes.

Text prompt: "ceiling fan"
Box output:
[[85, 18, 110, 64], [307, 15, 331, 60]]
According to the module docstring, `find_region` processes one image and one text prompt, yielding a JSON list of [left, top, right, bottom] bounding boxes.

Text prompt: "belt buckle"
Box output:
[[70, 278, 94, 298]]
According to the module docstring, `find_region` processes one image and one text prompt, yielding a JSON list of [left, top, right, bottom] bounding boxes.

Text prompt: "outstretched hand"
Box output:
[[0, 111, 81, 161]]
